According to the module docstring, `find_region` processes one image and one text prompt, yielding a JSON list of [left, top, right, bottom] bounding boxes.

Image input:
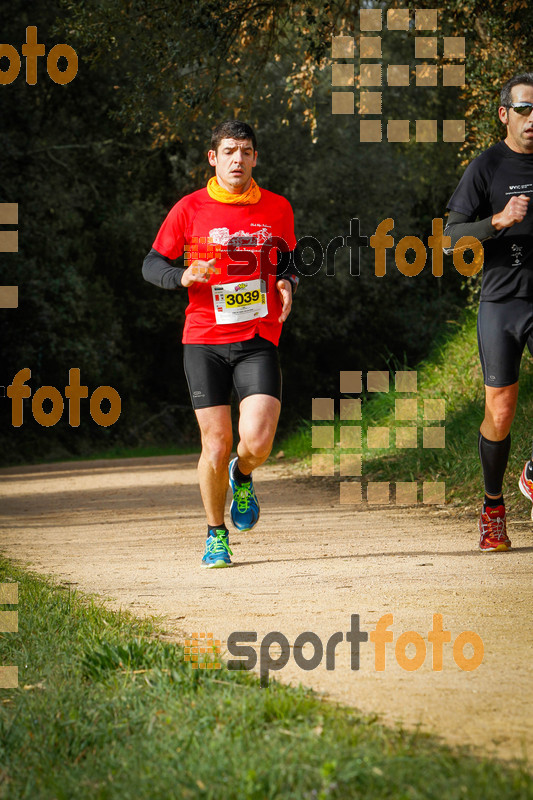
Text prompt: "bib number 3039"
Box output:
[[212, 279, 268, 324]]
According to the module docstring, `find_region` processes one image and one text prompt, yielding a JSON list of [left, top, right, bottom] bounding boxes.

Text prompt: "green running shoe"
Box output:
[[201, 528, 233, 568], [229, 457, 260, 531]]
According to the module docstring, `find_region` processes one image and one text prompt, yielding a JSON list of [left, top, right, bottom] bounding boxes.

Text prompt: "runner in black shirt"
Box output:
[[445, 72, 533, 551]]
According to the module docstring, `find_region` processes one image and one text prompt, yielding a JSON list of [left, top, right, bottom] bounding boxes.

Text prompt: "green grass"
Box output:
[[280, 309, 533, 511], [0, 559, 531, 798]]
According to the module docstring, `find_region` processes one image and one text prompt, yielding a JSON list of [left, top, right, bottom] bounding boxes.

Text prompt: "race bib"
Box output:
[[212, 279, 268, 324]]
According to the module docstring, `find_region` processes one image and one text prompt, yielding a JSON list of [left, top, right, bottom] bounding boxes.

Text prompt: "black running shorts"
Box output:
[[183, 335, 282, 409], [477, 298, 533, 387]]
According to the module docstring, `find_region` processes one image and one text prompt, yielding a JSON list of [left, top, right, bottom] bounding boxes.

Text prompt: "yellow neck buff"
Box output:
[[207, 176, 261, 204]]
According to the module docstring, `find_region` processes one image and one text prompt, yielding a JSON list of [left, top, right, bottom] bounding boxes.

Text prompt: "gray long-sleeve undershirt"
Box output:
[[142, 248, 186, 289], [443, 211, 499, 254]]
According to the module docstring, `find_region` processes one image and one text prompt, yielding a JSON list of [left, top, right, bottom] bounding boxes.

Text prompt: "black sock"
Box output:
[[478, 431, 511, 497], [484, 495, 504, 510], [526, 460, 533, 480], [207, 524, 227, 538], [232, 461, 251, 484]]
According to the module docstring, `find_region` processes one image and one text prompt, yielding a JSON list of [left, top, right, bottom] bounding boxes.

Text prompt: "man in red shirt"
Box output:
[[143, 120, 298, 567]]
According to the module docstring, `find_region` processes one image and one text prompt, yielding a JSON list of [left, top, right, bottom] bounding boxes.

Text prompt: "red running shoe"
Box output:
[[518, 462, 533, 520], [478, 504, 511, 552]]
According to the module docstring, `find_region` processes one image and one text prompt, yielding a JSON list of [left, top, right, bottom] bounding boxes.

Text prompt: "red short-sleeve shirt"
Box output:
[[152, 187, 296, 345]]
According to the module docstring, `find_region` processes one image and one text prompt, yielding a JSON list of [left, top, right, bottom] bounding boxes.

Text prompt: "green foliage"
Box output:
[[440, 0, 533, 158], [1, 0, 530, 463], [360, 308, 533, 512], [281, 309, 533, 511]]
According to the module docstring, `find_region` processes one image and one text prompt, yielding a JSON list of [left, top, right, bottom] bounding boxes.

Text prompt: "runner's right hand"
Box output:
[[492, 194, 530, 230], [181, 258, 219, 287]]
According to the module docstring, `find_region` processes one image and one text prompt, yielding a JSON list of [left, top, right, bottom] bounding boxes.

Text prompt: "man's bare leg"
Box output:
[[479, 382, 518, 500], [227, 394, 281, 530], [236, 394, 281, 474], [195, 404, 233, 526], [480, 382, 519, 442]]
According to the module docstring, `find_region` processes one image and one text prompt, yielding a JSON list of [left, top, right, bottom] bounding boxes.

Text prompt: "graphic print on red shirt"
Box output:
[[152, 187, 296, 345]]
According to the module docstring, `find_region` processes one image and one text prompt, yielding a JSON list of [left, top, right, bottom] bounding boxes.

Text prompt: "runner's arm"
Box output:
[[142, 247, 186, 289], [276, 278, 292, 322], [276, 248, 299, 294], [443, 211, 498, 255]]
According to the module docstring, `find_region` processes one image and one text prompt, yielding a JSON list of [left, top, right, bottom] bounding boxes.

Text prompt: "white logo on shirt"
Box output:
[[511, 244, 523, 266], [209, 226, 272, 246]]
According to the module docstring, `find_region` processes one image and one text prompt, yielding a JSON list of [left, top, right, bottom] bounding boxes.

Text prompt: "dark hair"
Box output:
[[500, 72, 533, 107], [210, 120, 257, 153]]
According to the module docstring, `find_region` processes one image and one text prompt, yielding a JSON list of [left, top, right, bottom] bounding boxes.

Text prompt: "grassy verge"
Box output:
[[0, 559, 531, 799], [280, 309, 533, 511]]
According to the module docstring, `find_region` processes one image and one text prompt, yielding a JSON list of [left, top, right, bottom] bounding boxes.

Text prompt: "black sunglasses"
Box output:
[[507, 102, 533, 116]]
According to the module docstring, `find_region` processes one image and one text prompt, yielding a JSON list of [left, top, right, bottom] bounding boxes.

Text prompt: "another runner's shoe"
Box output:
[[518, 462, 533, 520], [478, 504, 511, 552], [229, 457, 260, 531], [201, 529, 233, 568]]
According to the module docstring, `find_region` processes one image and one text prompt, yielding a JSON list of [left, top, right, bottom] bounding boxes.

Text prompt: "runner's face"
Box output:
[[499, 84, 533, 154], [208, 138, 257, 193]]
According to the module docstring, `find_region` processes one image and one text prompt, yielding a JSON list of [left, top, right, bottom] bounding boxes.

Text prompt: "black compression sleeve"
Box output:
[[276, 249, 299, 293], [478, 431, 511, 497], [443, 211, 499, 253], [142, 248, 186, 289]]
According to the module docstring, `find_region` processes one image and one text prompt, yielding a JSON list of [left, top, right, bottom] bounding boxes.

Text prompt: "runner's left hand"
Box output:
[[276, 279, 292, 323]]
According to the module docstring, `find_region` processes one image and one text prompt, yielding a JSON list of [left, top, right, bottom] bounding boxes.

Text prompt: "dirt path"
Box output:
[[1, 455, 532, 763]]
